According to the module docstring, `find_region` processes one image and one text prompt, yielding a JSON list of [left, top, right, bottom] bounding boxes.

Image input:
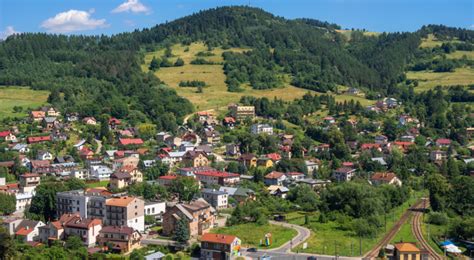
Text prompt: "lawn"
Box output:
[[211, 223, 297, 249], [142, 42, 373, 113], [86, 180, 109, 188], [0, 86, 49, 119], [390, 215, 416, 244], [290, 191, 423, 256], [407, 67, 474, 92]]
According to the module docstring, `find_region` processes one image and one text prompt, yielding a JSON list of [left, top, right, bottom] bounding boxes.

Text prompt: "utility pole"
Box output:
[[351, 241, 354, 256], [359, 236, 362, 256]]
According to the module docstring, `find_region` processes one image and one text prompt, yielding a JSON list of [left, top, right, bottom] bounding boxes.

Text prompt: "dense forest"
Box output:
[[1, 6, 473, 125]]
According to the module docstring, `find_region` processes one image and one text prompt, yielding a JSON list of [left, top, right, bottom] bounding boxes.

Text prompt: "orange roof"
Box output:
[[51, 221, 63, 230], [265, 171, 285, 179], [371, 172, 397, 182], [16, 227, 34, 236], [201, 233, 236, 245], [31, 111, 45, 118], [106, 196, 135, 207], [395, 242, 420, 252]]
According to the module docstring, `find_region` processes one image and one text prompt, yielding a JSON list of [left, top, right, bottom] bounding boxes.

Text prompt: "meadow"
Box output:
[[142, 42, 373, 113], [407, 67, 474, 92], [0, 86, 49, 119]]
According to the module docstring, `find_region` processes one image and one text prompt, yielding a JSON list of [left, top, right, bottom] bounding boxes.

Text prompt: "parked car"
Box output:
[[247, 248, 258, 252]]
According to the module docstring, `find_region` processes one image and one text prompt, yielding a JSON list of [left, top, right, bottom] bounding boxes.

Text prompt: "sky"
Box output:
[[1, 0, 473, 39]]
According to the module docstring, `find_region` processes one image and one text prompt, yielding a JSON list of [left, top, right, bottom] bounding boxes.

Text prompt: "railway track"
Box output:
[[411, 199, 444, 260], [364, 199, 424, 259]]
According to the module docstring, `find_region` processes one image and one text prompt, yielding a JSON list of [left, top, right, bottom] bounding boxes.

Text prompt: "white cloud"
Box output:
[[41, 9, 108, 33], [112, 0, 151, 14], [0, 26, 19, 40]]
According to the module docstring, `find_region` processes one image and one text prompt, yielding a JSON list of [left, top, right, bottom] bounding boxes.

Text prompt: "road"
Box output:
[[242, 221, 360, 260], [363, 199, 424, 259], [411, 199, 443, 260]]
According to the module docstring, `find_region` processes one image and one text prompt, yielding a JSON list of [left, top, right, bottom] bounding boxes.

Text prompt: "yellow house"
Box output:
[[257, 158, 274, 168], [394, 242, 421, 260], [239, 154, 257, 168]]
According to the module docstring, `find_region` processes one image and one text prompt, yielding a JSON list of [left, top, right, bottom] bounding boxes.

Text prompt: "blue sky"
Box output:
[[1, 0, 473, 39]]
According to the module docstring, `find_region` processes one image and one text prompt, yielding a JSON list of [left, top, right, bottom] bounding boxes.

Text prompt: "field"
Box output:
[[142, 42, 373, 112], [407, 67, 474, 92], [211, 223, 297, 249], [288, 192, 421, 256], [0, 86, 49, 119]]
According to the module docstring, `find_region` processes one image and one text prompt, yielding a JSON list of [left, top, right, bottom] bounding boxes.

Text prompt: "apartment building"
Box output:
[[105, 196, 145, 232]]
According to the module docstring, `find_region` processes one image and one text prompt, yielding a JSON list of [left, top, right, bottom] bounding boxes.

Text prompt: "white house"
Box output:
[[202, 189, 228, 210], [251, 123, 274, 135], [144, 201, 166, 218], [90, 165, 113, 180], [15, 192, 34, 213]]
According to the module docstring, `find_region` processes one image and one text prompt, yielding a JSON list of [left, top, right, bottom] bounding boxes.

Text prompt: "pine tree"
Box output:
[[174, 218, 190, 243], [149, 56, 160, 71]]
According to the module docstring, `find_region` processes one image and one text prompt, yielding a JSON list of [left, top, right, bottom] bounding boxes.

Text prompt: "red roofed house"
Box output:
[[0, 131, 17, 142], [38, 213, 78, 244], [30, 111, 46, 122], [264, 171, 287, 186], [108, 117, 121, 129], [119, 138, 144, 147], [27, 135, 51, 144], [361, 143, 382, 151], [391, 141, 414, 153], [194, 171, 240, 186], [436, 138, 452, 148], [266, 153, 282, 162], [201, 233, 241, 260], [222, 117, 236, 129], [79, 146, 94, 160], [14, 220, 45, 242], [63, 215, 102, 247], [370, 172, 402, 186], [333, 167, 357, 182]]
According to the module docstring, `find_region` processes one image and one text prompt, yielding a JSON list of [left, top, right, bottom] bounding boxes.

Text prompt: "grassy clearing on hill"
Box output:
[[211, 223, 297, 249], [419, 34, 462, 49], [0, 86, 49, 119], [445, 50, 474, 60], [142, 42, 373, 112], [407, 67, 474, 92]]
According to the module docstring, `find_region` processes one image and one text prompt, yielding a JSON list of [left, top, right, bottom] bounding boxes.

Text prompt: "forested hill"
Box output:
[[0, 6, 472, 126]]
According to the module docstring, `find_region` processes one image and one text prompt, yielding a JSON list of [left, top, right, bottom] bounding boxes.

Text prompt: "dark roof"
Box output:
[[100, 226, 134, 235], [111, 172, 132, 179]]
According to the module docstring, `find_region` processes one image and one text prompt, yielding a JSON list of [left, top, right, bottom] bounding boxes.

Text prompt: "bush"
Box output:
[[179, 80, 206, 88], [427, 212, 449, 225]]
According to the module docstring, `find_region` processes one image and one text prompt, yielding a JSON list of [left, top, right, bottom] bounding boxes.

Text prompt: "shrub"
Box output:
[[427, 212, 449, 225]]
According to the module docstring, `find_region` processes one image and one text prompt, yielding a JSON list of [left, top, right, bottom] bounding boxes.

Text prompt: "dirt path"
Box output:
[[411, 198, 444, 260], [364, 199, 424, 259]]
